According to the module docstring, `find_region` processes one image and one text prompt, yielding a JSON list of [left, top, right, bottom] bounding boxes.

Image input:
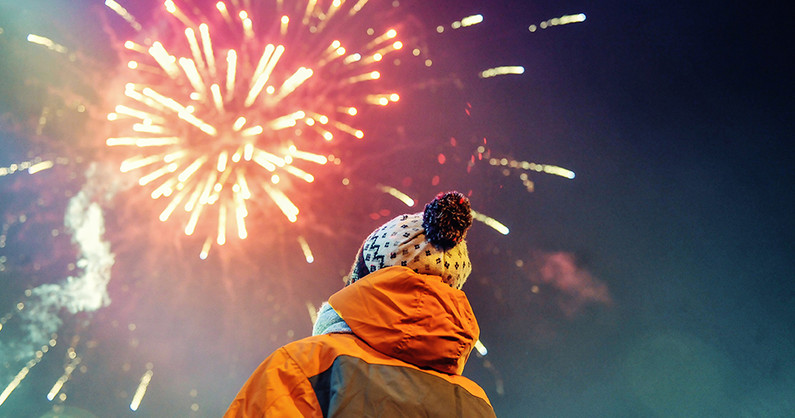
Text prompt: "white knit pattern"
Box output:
[[357, 213, 472, 289]]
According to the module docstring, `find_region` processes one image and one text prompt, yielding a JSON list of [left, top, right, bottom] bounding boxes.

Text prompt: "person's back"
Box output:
[[225, 192, 496, 417]]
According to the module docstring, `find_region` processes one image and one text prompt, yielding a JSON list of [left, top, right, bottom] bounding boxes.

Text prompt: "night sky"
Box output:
[[1, 0, 793, 417]]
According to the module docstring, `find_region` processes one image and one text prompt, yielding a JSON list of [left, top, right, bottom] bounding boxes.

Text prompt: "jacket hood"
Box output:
[[327, 266, 480, 375]]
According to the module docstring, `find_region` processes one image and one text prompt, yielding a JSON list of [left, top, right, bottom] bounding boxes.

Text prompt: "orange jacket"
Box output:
[[225, 266, 495, 417]]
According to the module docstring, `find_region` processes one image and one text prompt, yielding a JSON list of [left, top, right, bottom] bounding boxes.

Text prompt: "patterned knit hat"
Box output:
[[347, 191, 473, 289]]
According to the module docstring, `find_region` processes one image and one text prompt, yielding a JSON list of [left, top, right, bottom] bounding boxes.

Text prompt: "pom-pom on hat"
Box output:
[[347, 191, 473, 289]]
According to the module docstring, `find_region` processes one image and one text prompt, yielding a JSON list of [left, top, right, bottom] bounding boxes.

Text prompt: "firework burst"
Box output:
[[104, 0, 408, 258]]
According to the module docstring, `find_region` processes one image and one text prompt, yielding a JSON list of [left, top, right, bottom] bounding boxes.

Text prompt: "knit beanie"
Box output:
[[347, 191, 473, 289]]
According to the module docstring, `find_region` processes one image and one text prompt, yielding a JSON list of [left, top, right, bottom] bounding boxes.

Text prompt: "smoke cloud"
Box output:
[[533, 252, 612, 317], [1, 165, 115, 366]]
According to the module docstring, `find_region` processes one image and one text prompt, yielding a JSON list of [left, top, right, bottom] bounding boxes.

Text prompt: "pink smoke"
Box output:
[[534, 252, 612, 317]]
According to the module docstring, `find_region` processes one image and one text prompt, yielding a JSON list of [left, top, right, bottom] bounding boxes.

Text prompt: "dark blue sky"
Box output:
[[458, 1, 794, 415], [1, 0, 793, 416]]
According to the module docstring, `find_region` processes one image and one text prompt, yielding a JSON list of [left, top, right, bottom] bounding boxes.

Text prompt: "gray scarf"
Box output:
[[312, 302, 352, 336]]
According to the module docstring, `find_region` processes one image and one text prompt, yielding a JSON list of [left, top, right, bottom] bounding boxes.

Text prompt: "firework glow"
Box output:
[[3, 0, 787, 417]]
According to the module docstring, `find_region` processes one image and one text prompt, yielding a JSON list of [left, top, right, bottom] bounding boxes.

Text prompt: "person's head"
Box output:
[[347, 191, 473, 289]]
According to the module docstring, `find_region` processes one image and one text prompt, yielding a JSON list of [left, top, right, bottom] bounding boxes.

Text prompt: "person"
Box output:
[[225, 191, 496, 417]]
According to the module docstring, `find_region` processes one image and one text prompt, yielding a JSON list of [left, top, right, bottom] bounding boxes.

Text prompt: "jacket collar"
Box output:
[[328, 266, 479, 375]]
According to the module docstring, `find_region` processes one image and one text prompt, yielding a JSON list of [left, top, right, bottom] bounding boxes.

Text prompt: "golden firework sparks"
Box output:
[[105, 0, 406, 258]]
